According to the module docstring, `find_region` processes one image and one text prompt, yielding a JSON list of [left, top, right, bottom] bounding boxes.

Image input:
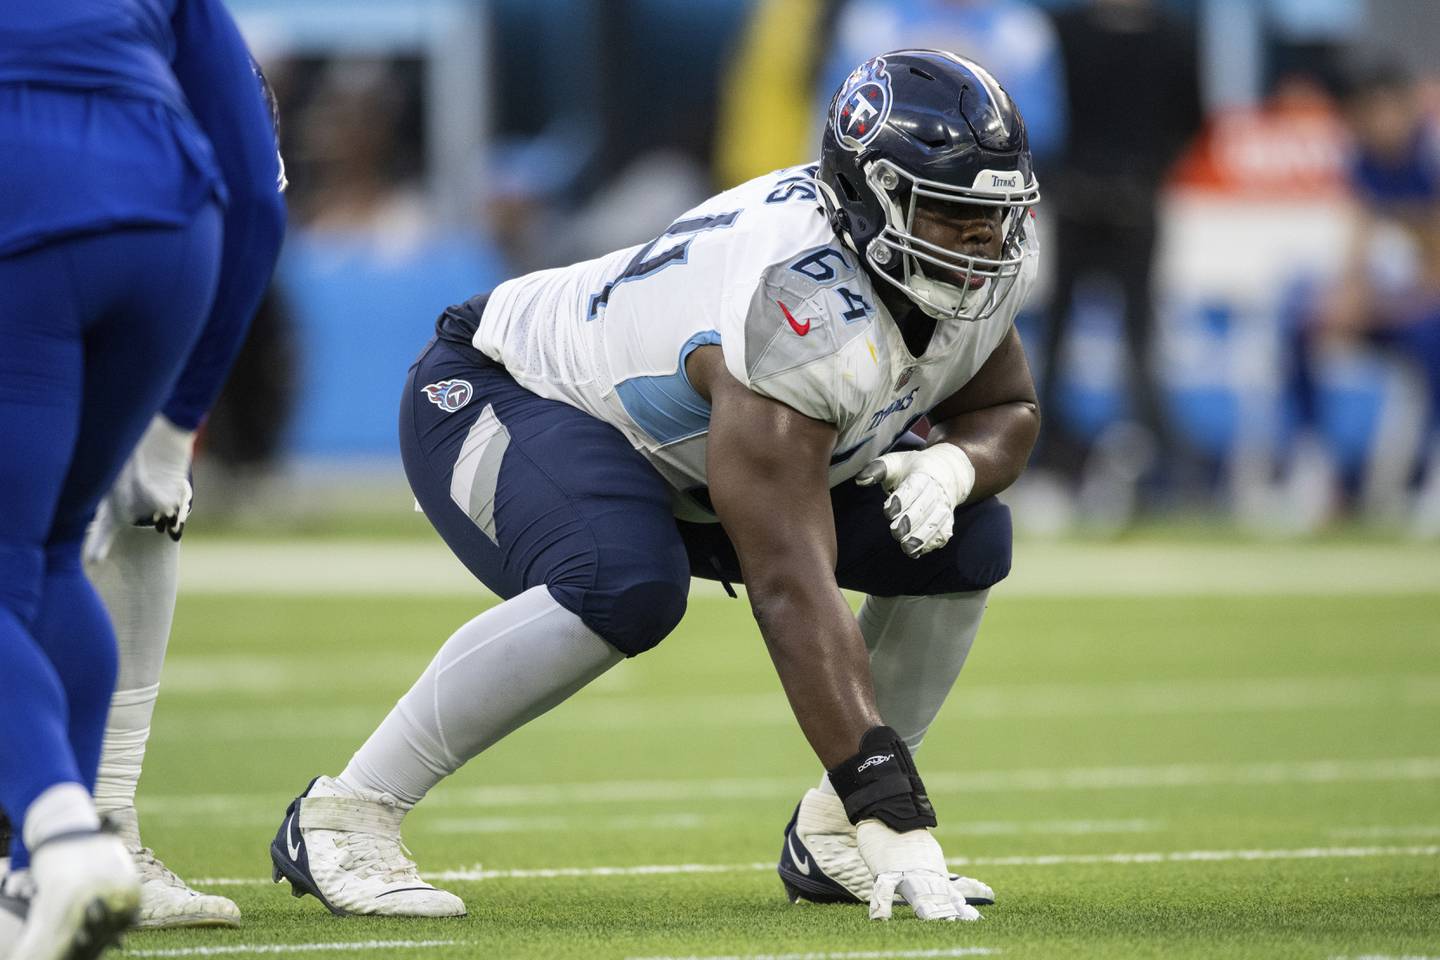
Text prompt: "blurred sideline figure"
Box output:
[[1283, 62, 1440, 534], [1035, 0, 1202, 519], [0, 0, 285, 955], [270, 57, 507, 462], [268, 51, 1038, 925], [291, 60, 428, 249], [714, 0, 846, 188]]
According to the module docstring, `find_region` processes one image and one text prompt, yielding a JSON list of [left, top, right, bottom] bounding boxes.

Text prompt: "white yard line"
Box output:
[[122, 941, 458, 958], [939, 818, 1159, 837], [146, 674, 1440, 725], [176, 540, 1440, 597], [944, 845, 1440, 867], [138, 756, 1440, 818], [489, 676, 1440, 729], [651, 954, 998, 960], [420, 814, 1154, 837], [1329, 826, 1440, 839], [192, 843, 1439, 887], [425, 812, 707, 834]]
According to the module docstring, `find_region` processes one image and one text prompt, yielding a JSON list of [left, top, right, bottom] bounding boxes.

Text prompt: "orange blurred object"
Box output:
[[1169, 86, 1350, 201]]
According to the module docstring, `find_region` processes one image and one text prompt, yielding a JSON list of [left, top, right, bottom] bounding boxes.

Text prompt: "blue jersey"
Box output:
[[1352, 124, 1440, 209], [0, 0, 232, 258], [0, 0, 286, 428], [0, 0, 189, 110]]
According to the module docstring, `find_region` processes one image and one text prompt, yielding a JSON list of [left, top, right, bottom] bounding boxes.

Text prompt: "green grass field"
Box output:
[[120, 538, 1439, 959]]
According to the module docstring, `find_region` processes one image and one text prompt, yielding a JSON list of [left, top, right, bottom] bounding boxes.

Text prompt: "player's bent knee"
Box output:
[[0, 541, 45, 624], [952, 498, 1013, 590], [580, 577, 689, 657]]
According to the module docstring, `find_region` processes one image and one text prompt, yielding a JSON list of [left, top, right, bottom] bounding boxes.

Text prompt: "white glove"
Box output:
[[84, 414, 196, 566], [857, 819, 980, 921], [855, 444, 975, 558]]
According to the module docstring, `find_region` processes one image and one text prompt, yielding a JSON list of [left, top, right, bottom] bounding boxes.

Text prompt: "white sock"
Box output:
[[86, 524, 180, 817], [340, 585, 622, 807], [811, 591, 988, 790], [860, 590, 989, 752], [22, 784, 99, 852]]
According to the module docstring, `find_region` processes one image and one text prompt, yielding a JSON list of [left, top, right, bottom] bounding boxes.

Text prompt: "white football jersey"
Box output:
[[470, 164, 1038, 520]]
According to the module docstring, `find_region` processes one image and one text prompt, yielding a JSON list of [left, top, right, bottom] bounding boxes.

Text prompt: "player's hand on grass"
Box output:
[[857, 819, 980, 921], [856, 444, 974, 558], [85, 414, 195, 565]]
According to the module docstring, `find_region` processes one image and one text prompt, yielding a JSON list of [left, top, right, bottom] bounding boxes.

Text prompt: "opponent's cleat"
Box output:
[[103, 807, 240, 930], [12, 830, 138, 960], [0, 870, 33, 960], [269, 776, 464, 917], [131, 849, 241, 929], [777, 789, 994, 908]]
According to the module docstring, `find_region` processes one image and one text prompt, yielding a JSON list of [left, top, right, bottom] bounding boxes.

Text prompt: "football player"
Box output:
[[271, 50, 1039, 922], [70, 61, 286, 935], [0, 0, 285, 955]]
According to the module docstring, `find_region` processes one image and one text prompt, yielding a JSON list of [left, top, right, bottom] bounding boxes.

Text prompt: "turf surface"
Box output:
[[120, 551, 1439, 959]]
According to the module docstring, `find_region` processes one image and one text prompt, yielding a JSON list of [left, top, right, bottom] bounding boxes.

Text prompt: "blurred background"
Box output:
[[205, 0, 1440, 541]]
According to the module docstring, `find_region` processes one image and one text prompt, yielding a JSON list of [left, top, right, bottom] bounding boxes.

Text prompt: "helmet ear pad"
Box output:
[[819, 147, 888, 262], [834, 168, 863, 204], [834, 170, 868, 236]]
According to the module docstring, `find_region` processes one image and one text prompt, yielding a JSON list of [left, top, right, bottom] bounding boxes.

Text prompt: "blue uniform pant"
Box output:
[[0, 207, 222, 864], [403, 337, 1012, 657]]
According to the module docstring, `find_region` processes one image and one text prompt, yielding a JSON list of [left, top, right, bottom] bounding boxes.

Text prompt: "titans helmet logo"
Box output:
[[833, 57, 893, 149]]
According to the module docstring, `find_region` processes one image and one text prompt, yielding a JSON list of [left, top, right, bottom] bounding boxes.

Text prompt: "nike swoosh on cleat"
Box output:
[[284, 812, 301, 861], [786, 833, 811, 876]]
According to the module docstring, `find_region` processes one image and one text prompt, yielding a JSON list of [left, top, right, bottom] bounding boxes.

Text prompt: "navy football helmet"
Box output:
[[818, 50, 1039, 322]]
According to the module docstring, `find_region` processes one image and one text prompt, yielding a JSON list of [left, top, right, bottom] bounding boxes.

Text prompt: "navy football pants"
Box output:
[[0, 207, 222, 864], [403, 337, 1012, 657]]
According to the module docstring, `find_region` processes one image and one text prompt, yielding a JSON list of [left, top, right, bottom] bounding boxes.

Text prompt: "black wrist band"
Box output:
[[825, 724, 937, 832]]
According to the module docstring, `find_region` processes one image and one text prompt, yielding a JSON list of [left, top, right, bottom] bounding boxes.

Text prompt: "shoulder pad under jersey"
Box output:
[[741, 244, 876, 386]]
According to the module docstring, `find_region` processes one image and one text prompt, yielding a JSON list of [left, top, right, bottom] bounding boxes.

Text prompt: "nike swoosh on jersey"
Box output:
[[777, 300, 811, 336], [786, 833, 812, 875]]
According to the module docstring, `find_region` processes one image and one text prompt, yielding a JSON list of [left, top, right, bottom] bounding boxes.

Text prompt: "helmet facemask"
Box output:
[[862, 158, 1038, 322]]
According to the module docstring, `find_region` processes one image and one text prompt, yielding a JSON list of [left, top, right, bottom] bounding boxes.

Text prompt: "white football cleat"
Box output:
[[270, 776, 464, 917], [132, 849, 241, 930], [0, 870, 34, 960], [777, 789, 994, 907], [104, 809, 239, 930], [12, 830, 138, 960]]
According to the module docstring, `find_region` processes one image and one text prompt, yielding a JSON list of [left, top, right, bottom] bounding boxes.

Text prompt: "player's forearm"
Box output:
[[747, 576, 883, 768], [165, 0, 287, 427], [927, 399, 1039, 501], [162, 198, 285, 429]]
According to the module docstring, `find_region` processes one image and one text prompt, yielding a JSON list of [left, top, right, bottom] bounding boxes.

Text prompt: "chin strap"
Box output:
[[907, 273, 968, 318], [812, 176, 858, 253]]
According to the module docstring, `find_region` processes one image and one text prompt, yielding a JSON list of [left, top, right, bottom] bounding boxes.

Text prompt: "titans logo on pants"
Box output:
[[833, 57, 892, 149], [423, 379, 473, 413]]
